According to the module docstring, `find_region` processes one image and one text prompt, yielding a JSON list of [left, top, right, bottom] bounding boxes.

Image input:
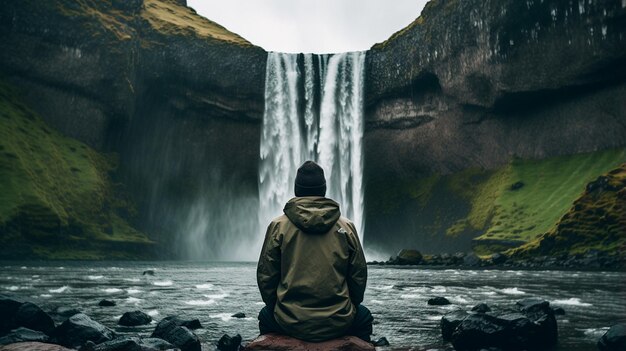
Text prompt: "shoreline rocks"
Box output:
[[369, 249, 625, 270]]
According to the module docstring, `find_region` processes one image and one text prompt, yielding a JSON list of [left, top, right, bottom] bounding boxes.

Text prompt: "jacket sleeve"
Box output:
[[346, 222, 367, 305], [257, 221, 281, 307]]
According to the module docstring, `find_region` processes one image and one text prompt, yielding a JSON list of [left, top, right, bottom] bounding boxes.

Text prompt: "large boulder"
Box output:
[[598, 324, 626, 351], [0, 297, 23, 335], [151, 317, 200, 351], [118, 311, 152, 326], [450, 302, 558, 351], [243, 333, 375, 351], [0, 327, 49, 345], [52, 313, 115, 348], [14, 303, 55, 336], [441, 310, 469, 341], [396, 249, 423, 265], [217, 334, 242, 351]]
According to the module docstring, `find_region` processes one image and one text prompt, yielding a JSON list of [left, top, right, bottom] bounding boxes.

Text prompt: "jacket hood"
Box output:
[[283, 197, 341, 234]]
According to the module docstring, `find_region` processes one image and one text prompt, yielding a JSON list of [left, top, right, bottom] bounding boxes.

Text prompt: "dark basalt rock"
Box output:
[[396, 249, 423, 265], [552, 307, 565, 316], [217, 333, 242, 351], [372, 337, 390, 346], [118, 311, 152, 326], [0, 296, 23, 335], [598, 324, 626, 351], [441, 310, 469, 341], [52, 313, 116, 348], [52, 306, 81, 318], [471, 303, 491, 314], [231, 312, 246, 319], [142, 270, 155, 276], [450, 299, 558, 350], [139, 338, 177, 351], [151, 317, 201, 351], [428, 297, 451, 306], [14, 302, 55, 336], [463, 253, 482, 267], [98, 300, 116, 307], [0, 327, 50, 345], [490, 253, 507, 265]]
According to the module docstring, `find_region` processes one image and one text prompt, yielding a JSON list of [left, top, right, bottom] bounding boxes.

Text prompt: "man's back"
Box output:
[[257, 196, 367, 342]]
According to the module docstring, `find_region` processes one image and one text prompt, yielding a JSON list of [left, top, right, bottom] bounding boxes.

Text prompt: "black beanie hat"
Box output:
[[294, 161, 327, 197]]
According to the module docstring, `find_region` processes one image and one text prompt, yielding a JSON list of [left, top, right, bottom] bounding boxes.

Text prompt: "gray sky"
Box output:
[[186, 0, 429, 53]]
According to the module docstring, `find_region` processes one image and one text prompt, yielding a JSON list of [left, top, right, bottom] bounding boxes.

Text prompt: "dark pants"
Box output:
[[258, 305, 374, 342]]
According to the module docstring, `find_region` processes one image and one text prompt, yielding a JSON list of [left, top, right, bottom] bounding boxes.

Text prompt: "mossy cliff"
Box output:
[[0, 81, 154, 259], [0, 0, 266, 258], [363, 0, 626, 255], [511, 163, 626, 258]]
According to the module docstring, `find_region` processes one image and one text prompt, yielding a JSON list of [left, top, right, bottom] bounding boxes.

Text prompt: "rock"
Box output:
[[441, 310, 469, 341], [451, 305, 558, 351], [510, 181, 525, 190], [372, 337, 389, 347], [142, 270, 155, 276], [243, 333, 375, 351], [91, 337, 142, 351], [139, 338, 177, 351], [428, 297, 451, 306], [0, 342, 74, 351], [490, 253, 507, 265], [231, 313, 246, 319], [118, 311, 152, 326], [52, 313, 115, 348], [471, 303, 491, 314], [396, 249, 423, 265], [217, 334, 242, 351], [463, 253, 482, 267], [451, 314, 509, 350], [552, 307, 565, 316], [0, 297, 23, 335], [598, 324, 626, 351], [98, 300, 116, 307], [151, 317, 200, 351], [14, 303, 55, 336], [0, 327, 49, 345], [111, 0, 143, 13], [516, 298, 549, 314]]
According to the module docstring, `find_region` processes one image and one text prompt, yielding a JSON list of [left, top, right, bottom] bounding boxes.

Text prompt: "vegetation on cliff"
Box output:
[[0, 81, 154, 260], [511, 163, 626, 257], [367, 149, 626, 256]]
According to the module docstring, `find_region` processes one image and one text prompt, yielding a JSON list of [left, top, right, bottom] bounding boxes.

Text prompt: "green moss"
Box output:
[[0, 81, 154, 260], [511, 163, 626, 257], [368, 148, 626, 255]]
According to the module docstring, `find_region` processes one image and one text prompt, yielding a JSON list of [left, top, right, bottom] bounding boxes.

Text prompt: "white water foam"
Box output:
[[500, 287, 526, 295], [195, 283, 214, 290], [553, 297, 592, 307], [127, 288, 142, 294], [87, 275, 104, 280], [153, 280, 173, 287], [102, 288, 123, 294], [185, 299, 215, 306], [49, 286, 69, 293]]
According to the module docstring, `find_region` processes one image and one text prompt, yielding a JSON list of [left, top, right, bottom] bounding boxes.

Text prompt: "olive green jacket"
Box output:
[[257, 196, 367, 342]]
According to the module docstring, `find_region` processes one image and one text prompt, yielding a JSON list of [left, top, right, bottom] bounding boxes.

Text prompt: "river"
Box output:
[[1, 262, 624, 350]]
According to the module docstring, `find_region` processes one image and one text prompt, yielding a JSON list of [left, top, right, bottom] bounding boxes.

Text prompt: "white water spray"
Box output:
[[259, 52, 366, 246]]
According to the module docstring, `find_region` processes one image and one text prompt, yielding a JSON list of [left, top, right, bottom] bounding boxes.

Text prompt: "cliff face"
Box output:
[[363, 0, 626, 254], [0, 0, 267, 258], [365, 0, 626, 178]]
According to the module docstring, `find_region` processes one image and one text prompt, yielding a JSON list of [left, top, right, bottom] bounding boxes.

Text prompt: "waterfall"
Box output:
[[259, 52, 366, 245]]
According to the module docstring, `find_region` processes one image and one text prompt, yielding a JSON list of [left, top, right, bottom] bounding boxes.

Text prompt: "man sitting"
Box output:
[[257, 161, 373, 342]]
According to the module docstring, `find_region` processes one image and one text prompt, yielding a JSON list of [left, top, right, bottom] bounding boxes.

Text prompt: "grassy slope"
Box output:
[[0, 81, 154, 260], [369, 148, 626, 255], [141, 0, 253, 45], [511, 163, 626, 257]]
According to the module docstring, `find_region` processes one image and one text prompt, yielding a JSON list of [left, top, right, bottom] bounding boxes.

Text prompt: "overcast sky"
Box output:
[[186, 0, 429, 54]]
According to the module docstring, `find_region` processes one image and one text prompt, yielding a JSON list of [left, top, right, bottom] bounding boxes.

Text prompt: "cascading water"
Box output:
[[259, 51, 366, 246]]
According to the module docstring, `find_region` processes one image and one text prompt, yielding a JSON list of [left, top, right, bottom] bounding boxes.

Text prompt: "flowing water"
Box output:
[[2, 262, 624, 350], [259, 52, 366, 247]]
